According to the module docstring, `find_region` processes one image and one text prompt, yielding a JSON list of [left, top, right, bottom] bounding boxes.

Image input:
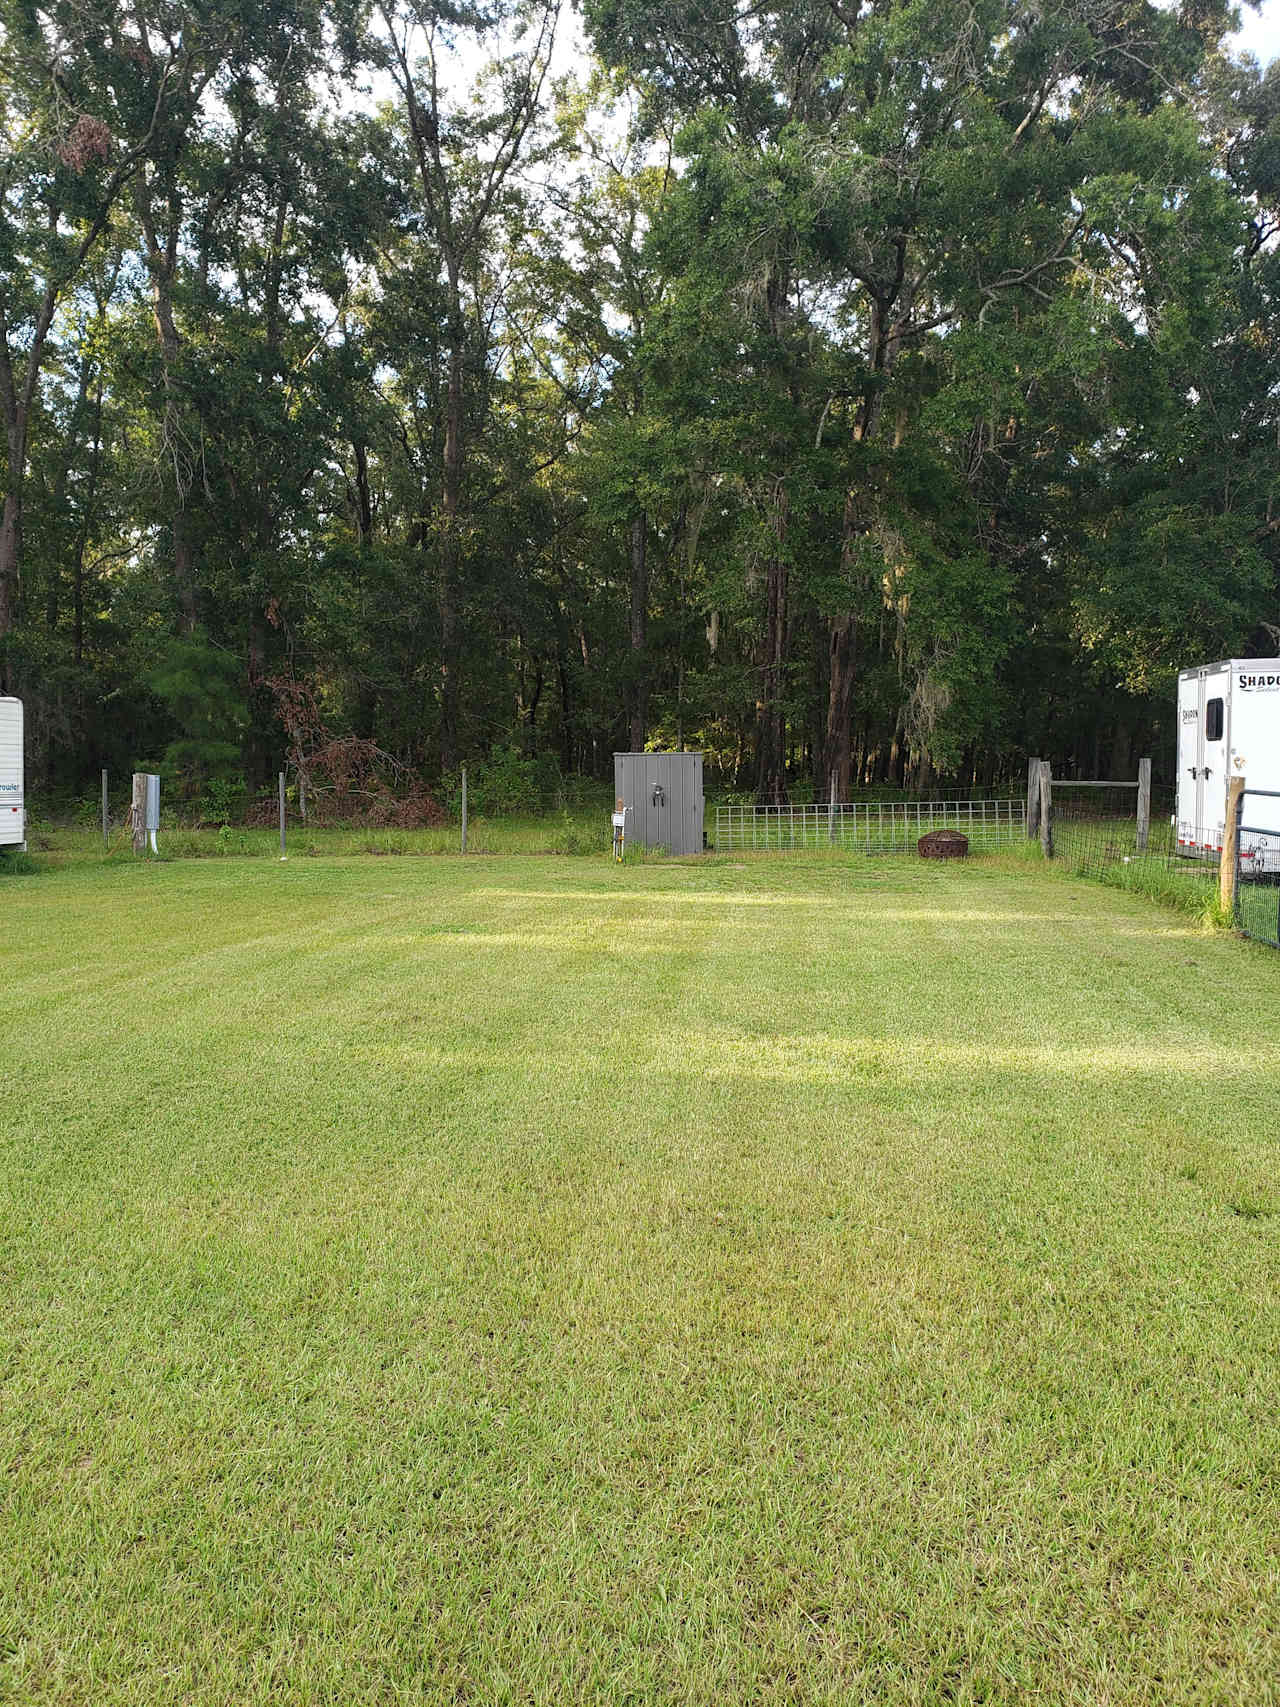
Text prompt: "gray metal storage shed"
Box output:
[[614, 752, 704, 855]]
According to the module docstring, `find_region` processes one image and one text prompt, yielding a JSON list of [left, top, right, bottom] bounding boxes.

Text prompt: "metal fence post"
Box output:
[[1136, 757, 1151, 852], [1038, 761, 1053, 859], [461, 765, 468, 854], [279, 771, 287, 861], [101, 768, 109, 849]]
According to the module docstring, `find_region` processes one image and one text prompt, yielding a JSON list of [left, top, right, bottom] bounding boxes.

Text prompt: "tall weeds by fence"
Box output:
[[1048, 787, 1280, 944], [1050, 790, 1220, 919]]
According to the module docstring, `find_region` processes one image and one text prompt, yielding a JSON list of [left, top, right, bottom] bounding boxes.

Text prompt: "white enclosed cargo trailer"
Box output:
[[0, 696, 24, 851], [1176, 660, 1280, 873]]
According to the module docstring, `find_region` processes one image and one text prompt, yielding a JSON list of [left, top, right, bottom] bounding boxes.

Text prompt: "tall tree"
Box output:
[[536, 83, 680, 752], [0, 0, 190, 651], [587, 0, 1245, 796], [378, 0, 562, 767]]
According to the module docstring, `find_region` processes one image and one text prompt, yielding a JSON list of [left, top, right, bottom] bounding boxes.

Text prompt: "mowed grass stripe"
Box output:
[[1, 854, 1277, 1704]]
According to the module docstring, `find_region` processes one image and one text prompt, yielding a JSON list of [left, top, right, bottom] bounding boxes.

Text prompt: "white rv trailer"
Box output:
[[0, 696, 24, 851], [1176, 661, 1280, 873]]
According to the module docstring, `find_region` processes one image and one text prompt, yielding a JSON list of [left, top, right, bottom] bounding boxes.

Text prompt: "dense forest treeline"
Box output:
[[2, 0, 1278, 806]]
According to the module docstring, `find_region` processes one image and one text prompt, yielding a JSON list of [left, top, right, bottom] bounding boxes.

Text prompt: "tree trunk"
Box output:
[[755, 481, 789, 804], [0, 486, 21, 647], [888, 715, 905, 787], [439, 331, 464, 771], [0, 240, 71, 645], [1110, 724, 1132, 782], [244, 613, 273, 790], [808, 606, 828, 799], [523, 662, 543, 754], [823, 481, 868, 799], [173, 508, 197, 634], [557, 652, 573, 773], [353, 442, 374, 542], [628, 507, 647, 751], [0, 390, 32, 650], [137, 176, 198, 635], [824, 615, 856, 800], [72, 369, 106, 667], [820, 297, 913, 804]]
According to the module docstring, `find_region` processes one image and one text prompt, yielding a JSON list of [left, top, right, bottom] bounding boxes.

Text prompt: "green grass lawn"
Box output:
[[2, 853, 1277, 1704]]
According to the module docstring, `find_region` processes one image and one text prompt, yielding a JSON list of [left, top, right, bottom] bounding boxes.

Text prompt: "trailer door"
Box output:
[[1201, 667, 1229, 849], [0, 697, 23, 849], [1176, 673, 1201, 851]]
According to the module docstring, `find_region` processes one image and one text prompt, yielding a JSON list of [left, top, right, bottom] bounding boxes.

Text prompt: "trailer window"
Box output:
[[1206, 697, 1224, 742]]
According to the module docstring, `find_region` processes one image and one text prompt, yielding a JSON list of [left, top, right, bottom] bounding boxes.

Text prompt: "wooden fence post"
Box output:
[[1136, 757, 1151, 853], [1026, 758, 1041, 839], [1220, 775, 1245, 918], [279, 771, 287, 861], [131, 773, 147, 855], [1038, 760, 1053, 859]]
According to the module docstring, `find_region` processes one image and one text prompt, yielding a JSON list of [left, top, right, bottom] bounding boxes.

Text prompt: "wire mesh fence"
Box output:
[[1049, 790, 1215, 905], [1236, 876, 1280, 946], [1050, 790, 1249, 933], [1052, 792, 1173, 871], [712, 797, 1025, 853], [1235, 788, 1280, 948], [1050, 786, 1280, 946]]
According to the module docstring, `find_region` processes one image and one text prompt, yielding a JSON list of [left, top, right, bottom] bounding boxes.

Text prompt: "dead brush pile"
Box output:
[[246, 736, 446, 828]]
